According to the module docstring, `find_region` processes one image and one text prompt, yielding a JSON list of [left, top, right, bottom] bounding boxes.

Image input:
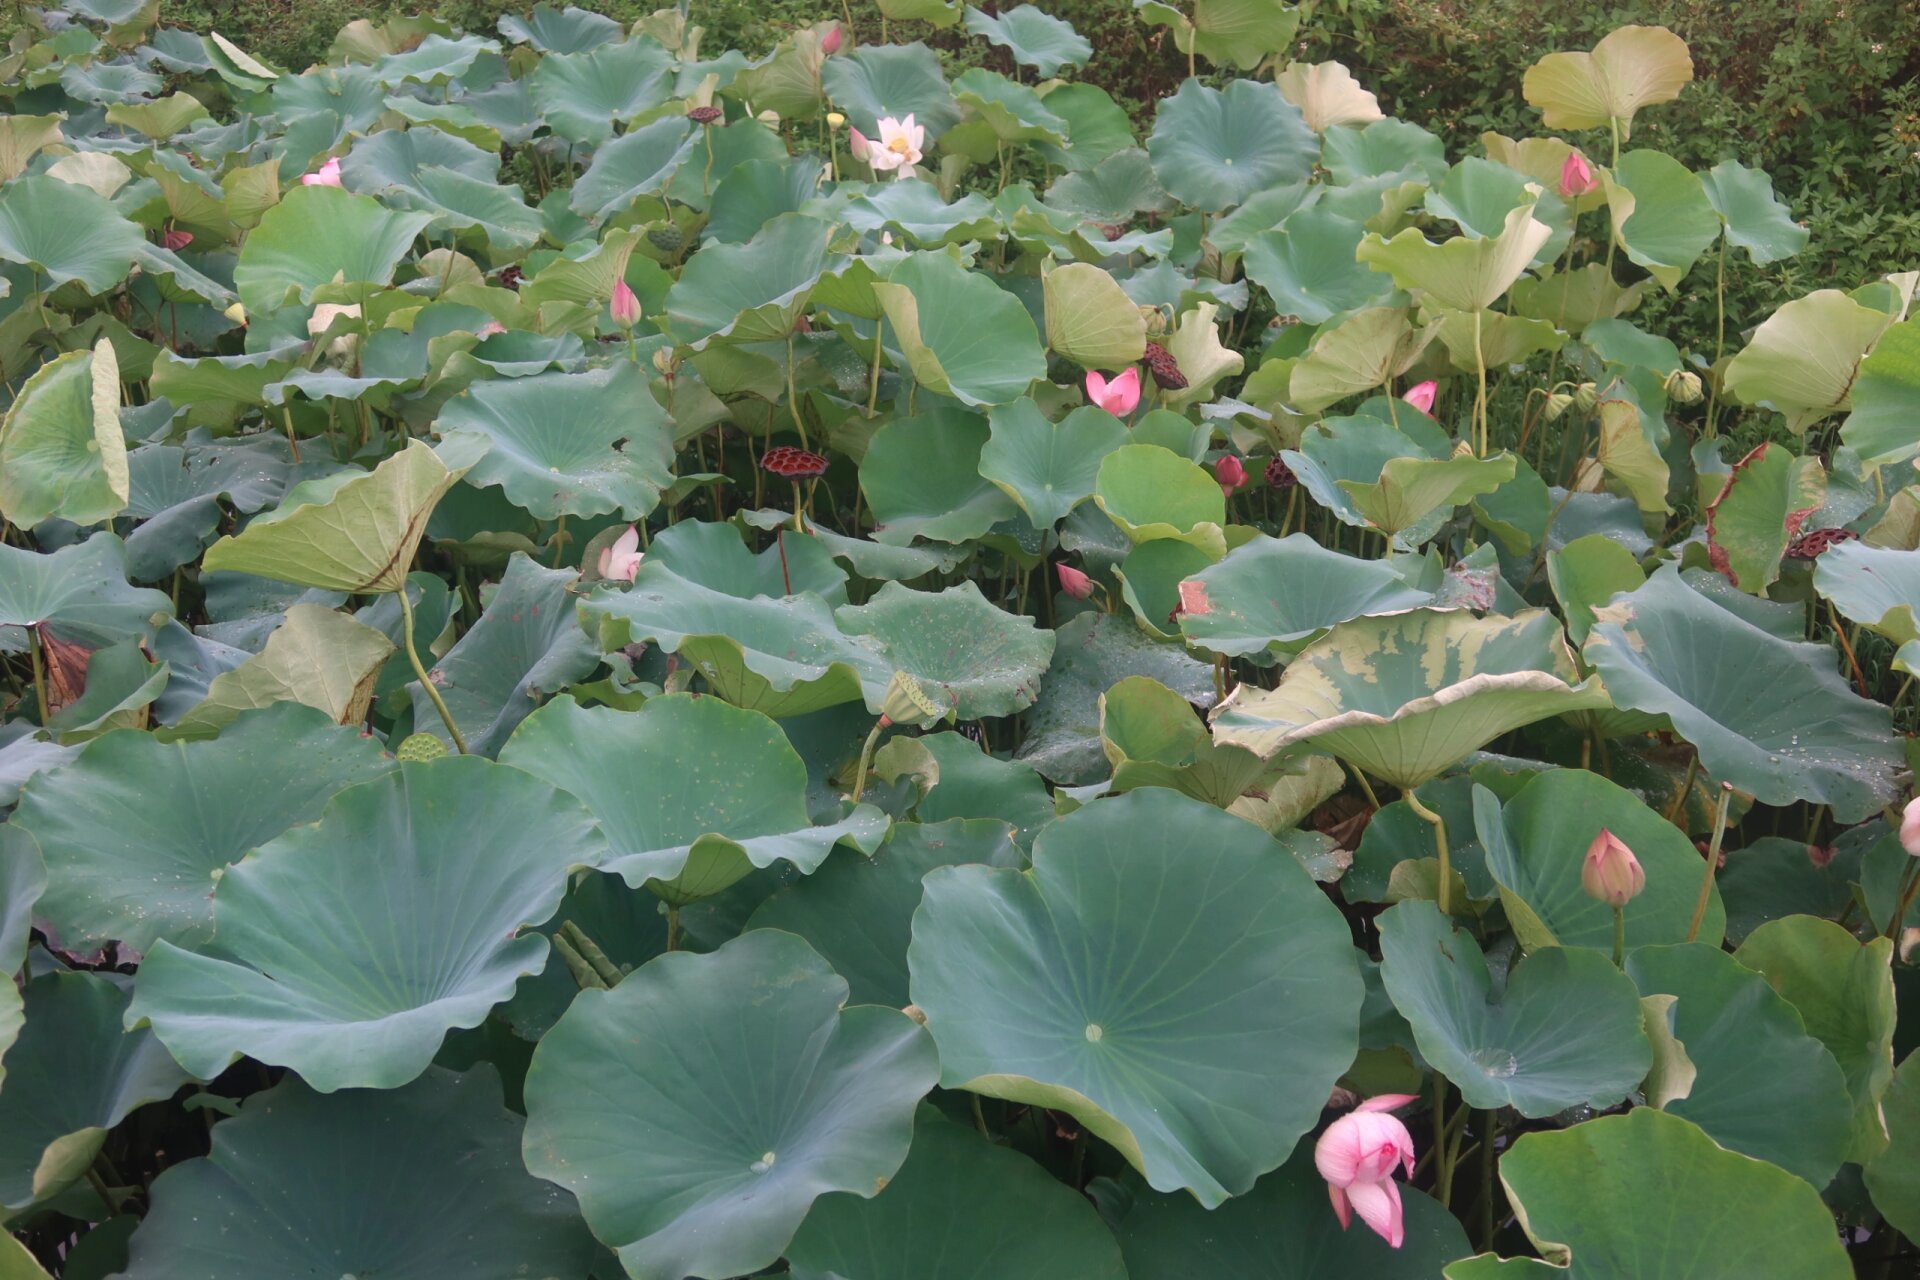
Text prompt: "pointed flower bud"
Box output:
[[1215, 455, 1247, 495], [610, 279, 641, 328], [1057, 563, 1093, 600], [1559, 150, 1598, 199], [1901, 797, 1920, 857], [1402, 380, 1438, 415], [300, 156, 343, 187], [821, 24, 843, 54], [1581, 829, 1645, 906]]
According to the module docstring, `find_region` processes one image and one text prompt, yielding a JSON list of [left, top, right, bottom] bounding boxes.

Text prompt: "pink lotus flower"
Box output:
[[1582, 829, 1645, 905], [598, 526, 643, 582], [301, 157, 343, 187], [1057, 564, 1093, 600], [475, 320, 507, 339], [1086, 367, 1140, 417], [1402, 380, 1437, 415], [1316, 1094, 1419, 1249], [161, 228, 193, 252], [1216, 455, 1247, 495], [1176, 579, 1212, 617], [866, 114, 924, 175], [610, 279, 641, 328], [821, 24, 842, 54], [1559, 150, 1598, 199], [1900, 797, 1920, 856], [848, 126, 872, 163]]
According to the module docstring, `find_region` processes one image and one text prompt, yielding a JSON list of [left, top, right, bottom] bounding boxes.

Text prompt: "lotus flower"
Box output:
[[1216, 455, 1248, 495], [1057, 564, 1093, 600], [301, 157, 343, 187], [1176, 579, 1212, 617], [307, 302, 362, 359], [1402, 380, 1438, 415], [848, 126, 872, 162], [821, 24, 842, 54], [1901, 797, 1920, 856], [1581, 829, 1645, 906], [610, 279, 641, 329], [866, 114, 924, 175], [161, 228, 193, 252], [475, 320, 507, 339], [1316, 1094, 1418, 1249], [598, 526, 643, 583], [1086, 367, 1141, 417], [1559, 150, 1598, 198]]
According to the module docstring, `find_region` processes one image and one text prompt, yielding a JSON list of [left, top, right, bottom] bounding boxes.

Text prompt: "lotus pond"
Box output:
[[2, 1, 1919, 1276]]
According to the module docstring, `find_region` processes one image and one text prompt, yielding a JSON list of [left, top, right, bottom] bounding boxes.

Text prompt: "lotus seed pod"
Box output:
[[1544, 391, 1574, 421], [395, 732, 449, 763], [1665, 369, 1704, 405], [1573, 381, 1599, 412]]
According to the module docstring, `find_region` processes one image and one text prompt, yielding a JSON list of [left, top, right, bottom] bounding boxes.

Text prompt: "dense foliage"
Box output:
[[2, 1, 1919, 1277]]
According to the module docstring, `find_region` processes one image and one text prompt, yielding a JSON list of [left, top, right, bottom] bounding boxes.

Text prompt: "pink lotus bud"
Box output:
[[821, 24, 842, 54], [597, 526, 643, 582], [848, 126, 872, 163], [161, 228, 193, 252], [1057, 564, 1093, 600], [1215, 455, 1247, 495], [1402, 380, 1437, 415], [1316, 1094, 1418, 1249], [1901, 797, 1920, 857], [610, 279, 641, 328], [1582, 828, 1645, 906], [1559, 150, 1598, 199], [1086, 367, 1141, 417], [301, 157, 343, 187], [475, 320, 507, 339]]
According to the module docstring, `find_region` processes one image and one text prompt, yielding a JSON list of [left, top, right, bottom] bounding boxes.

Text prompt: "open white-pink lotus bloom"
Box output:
[[866, 114, 924, 175], [301, 157, 343, 187], [598, 526, 643, 582], [1316, 1094, 1418, 1249]]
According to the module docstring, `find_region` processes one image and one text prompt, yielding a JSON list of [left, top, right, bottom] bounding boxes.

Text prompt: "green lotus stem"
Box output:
[[865, 323, 885, 417], [1602, 115, 1622, 279], [1404, 785, 1452, 916], [1886, 856, 1920, 949], [280, 406, 302, 463], [1475, 1109, 1498, 1249], [665, 904, 680, 952], [1685, 781, 1735, 943], [702, 130, 715, 196], [971, 1093, 990, 1138], [1346, 761, 1381, 813], [26, 626, 48, 724], [1664, 750, 1699, 826], [791, 481, 806, 534], [850, 716, 887, 803], [1703, 235, 1727, 438], [398, 585, 468, 755], [785, 331, 809, 449], [551, 514, 567, 569], [1471, 307, 1487, 458], [1612, 904, 1626, 969]]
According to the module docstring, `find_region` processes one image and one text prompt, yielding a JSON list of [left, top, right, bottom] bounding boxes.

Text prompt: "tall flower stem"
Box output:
[[398, 586, 468, 755], [850, 716, 888, 803], [1404, 785, 1452, 916], [1472, 307, 1488, 457], [1612, 904, 1627, 968], [1685, 782, 1735, 942]]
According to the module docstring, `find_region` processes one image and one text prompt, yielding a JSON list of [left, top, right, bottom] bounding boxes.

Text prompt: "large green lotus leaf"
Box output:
[[907, 789, 1364, 1207], [1425, 157, 1567, 255], [950, 68, 1070, 147], [979, 400, 1129, 528], [1030, 85, 1137, 173], [1815, 539, 1920, 672], [385, 164, 544, 254], [1282, 416, 1438, 538], [845, 180, 1001, 248], [664, 213, 833, 349], [1600, 149, 1720, 290], [1700, 159, 1807, 265], [1213, 608, 1607, 789], [0, 339, 124, 529], [1158, 300, 1246, 409], [1115, 536, 1225, 641], [0, 971, 191, 1215], [747, 818, 1021, 1009], [702, 157, 825, 244], [516, 226, 642, 312], [873, 252, 1047, 408], [1320, 116, 1447, 187], [1734, 916, 1896, 1165], [501, 694, 887, 904], [1587, 398, 1671, 517], [0, 115, 64, 182], [127, 757, 608, 1092], [1358, 202, 1551, 313], [1379, 900, 1651, 1115], [1519, 24, 1693, 139], [1473, 771, 1723, 951], [821, 42, 962, 138], [646, 519, 846, 603], [581, 566, 887, 718], [568, 115, 695, 220], [861, 407, 1021, 546], [1841, 316, 1920, 469], [435, 363, 672, 521], [1341, 450, 1517, 539], [1099, 675, 1277, 808], [0, 535, 170, 655], [0, 175, 147, 294], [1105, 1149, 1470, 1279], [727, 28, 829, 124], [1626, 943, 1852, 1187], [12, 702, 392, 952], [963, 4, 1091, 75], [1136, 0, 1301, 73], [232, 184, 435, 312], [1240, 208, 1394, 325], [1445, 1110, 1850, 1280], [1867, 1052, 1920, 1239], [836, 581, 1055, 724], [1093, 444, 1228, 555], [201, 440, 464, 594], [0, 1233, 50, 1279], [0, 826, 42, 1088], [499, 2, 622, 51], [172, 602, 395, 737], [1174, 533, 1430, 660], [1509, 261, 1647, 334], [1545, 534, 1645, 644], [1583, 566, 1901, 821], [527, 35, 676, 145], [788, 1103, 1123, 1280], [522, 929, 938, 1280], [1723, 289, 1896, 433], [1147, 78, 1317, 211], [1290, 306, 1436, 412], [1043, 262, 1146, 370], [1703, 441, 1824, 593], [121, 1067, 591, 1275]]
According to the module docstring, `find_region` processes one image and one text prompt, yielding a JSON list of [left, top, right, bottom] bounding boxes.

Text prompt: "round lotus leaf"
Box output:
[[500, 693, 888, 905], [569, 115, 696, 220], [522, 929, 939, 1280], [0, 971, 192, 1214], [116, 1066, 594, 1279], [232, 184, 435, 312], [0, 339, 127, 529], [1867, 1051, 1920, 1240], [1093, 444, 1228, 555], [963, 4, 1091, 76], [845, 180, 1002, 248], [1176, 532, 1431, 659], [888, 731, 1057, 850], [788, 1104, 1124, 1280], [1137, 0, 1301, 71], [1700, 158, 1807, 265], [1444, 1109, 1850, 1280], [836, 581, 1055, 724], [1213, 608, 1609, 789], [127, 757, 609, 1092], [1520, 23, 1692, 139], [645, 518, 847, 602], [498, 3, 622, 52], [1105, 1149, 1470, 1279], [0, 534, 172, 657], [1471, 770, 1724, 950], [1723, 288, 1895, 434], [1625, 943, 1853, 1187], [1841, 315, 1920, 469], [1814, 538, 1920, 672], [907, 788, 1364, 1207], [979, 400, 1131, 530], [0, 825, 42, 1088], [526, 35, 676, 146], [872, 252, 1048, 408], [0, 175, 148, 295], [11, 702, 394, 952], [1378, 900, 1652, 1117], [1357, 202, 1552, 314], [821, 41, 961, 138], [861, 407, 1021, 546], [1115, 537, 1219, 639], [1602, 149, 1721, 291], [1583, 565, 1902, 821], [664, 211, 834, 349], [1147, 78, 1317, 212]]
